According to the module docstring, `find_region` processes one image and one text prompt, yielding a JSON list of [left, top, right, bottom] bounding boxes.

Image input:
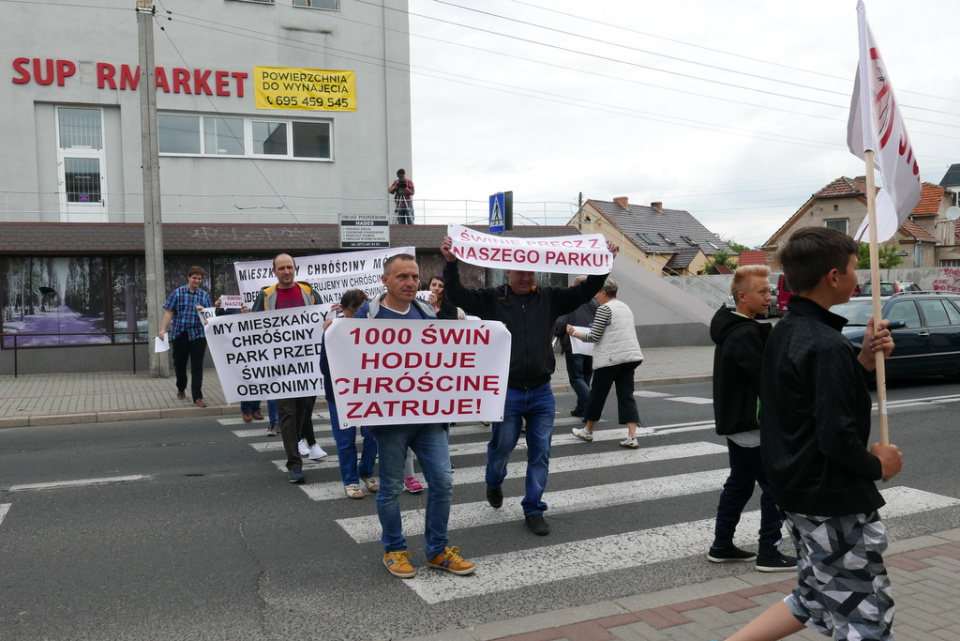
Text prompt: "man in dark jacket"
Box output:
[[707, 265, 794, 572], [554, 275, 598, 418], [440, 236, 617, 536], [728, 227, 901, 641]]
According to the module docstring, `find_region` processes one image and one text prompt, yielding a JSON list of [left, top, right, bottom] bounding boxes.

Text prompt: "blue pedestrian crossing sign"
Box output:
[[489, 192, 505, 233]]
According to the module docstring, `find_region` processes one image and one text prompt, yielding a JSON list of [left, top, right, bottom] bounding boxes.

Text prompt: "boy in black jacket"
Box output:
[[724, 227, 902, 641], [708, 265, 795, 572]]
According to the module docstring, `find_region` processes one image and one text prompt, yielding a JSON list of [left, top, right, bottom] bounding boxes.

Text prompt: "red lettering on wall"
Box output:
[[154, 67, 170, 93], [232, 72, 248, 98], [172, 68, 191, 94], [120, 64, 139, 90], [215, 71, 229, 96], [11, 57, 31, 84], [193, 69, 212, 95], [97, 62, 117, 89]]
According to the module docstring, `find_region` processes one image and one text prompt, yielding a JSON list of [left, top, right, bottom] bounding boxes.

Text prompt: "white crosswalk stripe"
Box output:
[[403, 487, 960, 604], [0, 503, 10, 528]]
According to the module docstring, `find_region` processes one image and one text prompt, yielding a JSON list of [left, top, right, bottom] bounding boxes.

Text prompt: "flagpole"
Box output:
[[863, 151, 889, 446]]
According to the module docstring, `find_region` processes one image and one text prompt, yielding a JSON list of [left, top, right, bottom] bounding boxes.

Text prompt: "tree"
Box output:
[[857, 242, 904, 269], [700, 250, 734, 275], [721, 237, 752, 254]]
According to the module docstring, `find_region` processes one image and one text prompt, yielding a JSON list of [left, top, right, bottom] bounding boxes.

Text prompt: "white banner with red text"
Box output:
[[204, 307, 326, 403], [447, 224, 612, 274], [324, 318, 511, 427], [234, 246, 415, 308]]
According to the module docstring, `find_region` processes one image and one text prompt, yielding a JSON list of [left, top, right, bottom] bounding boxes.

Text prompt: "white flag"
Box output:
[[847, 0, 921, 243]]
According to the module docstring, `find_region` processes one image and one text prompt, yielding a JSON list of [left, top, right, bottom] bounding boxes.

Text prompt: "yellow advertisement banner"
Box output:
[[253, 66, 356, 112]]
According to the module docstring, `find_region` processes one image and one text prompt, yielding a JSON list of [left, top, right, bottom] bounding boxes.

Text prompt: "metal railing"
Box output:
[[1, 331, 145, 377]]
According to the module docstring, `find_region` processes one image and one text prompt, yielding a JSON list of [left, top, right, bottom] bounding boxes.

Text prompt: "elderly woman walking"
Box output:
[[567, 278, 644, 448]]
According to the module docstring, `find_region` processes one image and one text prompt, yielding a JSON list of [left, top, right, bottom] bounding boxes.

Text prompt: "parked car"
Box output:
[[833, 291, 960, 379], [776, 273, 793, 315], [858, 281, 920, 297]]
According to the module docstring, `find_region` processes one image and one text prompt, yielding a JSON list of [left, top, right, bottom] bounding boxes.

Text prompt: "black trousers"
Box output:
[[583, 360, 641, 424], [172, 333, 206, 401]]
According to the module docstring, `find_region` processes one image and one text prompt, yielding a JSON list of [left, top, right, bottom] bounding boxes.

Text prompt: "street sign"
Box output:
[[489, 192, 505, 233], [339, 213, 390, 248]]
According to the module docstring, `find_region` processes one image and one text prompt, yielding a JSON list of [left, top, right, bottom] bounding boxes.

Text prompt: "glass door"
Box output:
[[57, 107, 107, 222]]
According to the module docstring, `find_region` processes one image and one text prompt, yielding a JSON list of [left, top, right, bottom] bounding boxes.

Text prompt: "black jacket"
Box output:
[[710, 305, 770, 436], [760, 295, 884, 517], [554, 298, 600, 354], [443, 261, 605, 389]]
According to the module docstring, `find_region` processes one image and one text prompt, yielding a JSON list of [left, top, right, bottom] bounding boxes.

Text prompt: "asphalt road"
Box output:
[[1, 378, 959, 641]]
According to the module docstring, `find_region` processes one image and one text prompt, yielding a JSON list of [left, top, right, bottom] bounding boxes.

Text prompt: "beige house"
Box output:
[[762, 176, 960, 269], [571, 197, 732, 276]]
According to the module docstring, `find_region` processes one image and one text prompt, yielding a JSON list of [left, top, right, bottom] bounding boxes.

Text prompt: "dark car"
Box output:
[[833, 292, 960, 379]]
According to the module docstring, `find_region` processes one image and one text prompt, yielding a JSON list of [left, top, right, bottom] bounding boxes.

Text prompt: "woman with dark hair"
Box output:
[[426, 275, 464, 320]]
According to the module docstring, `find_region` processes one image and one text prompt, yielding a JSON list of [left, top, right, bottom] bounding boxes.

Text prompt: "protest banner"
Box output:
[[447, 224, 612, 274], [197, 306, 217, 325], [324, 318, 511, 427], [219, 295, 244, 310], [234, 246, 416, 307], [204, 307, 326, 403]]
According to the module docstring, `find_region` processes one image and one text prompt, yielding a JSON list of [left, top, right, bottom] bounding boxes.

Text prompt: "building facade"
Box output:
[[2, 0, 414, 374]]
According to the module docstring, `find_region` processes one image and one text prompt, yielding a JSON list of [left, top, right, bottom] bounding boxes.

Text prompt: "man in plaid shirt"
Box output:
[[158, 265, 214, 407]]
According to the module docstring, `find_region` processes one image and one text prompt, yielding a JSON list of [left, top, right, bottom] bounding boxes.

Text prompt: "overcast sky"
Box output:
[[405, 0, 960, 248]]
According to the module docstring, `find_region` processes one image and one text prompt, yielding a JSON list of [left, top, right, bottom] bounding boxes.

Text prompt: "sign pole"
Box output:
[[863, 150, 889, 445]]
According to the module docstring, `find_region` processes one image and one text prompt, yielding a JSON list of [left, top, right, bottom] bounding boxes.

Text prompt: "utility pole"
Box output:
[[137, 0, 168, 377]]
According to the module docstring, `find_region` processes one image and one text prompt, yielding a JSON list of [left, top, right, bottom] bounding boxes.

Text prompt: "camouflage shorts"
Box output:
[[783, 510, 894, 641]]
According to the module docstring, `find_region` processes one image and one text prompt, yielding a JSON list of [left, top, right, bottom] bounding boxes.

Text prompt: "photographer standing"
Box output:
[[388, 168, 415, 224]]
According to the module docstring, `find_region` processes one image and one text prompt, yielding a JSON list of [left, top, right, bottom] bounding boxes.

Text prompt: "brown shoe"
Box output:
[[194, 399, 207, 408], [252, 411, 264, 420], [176, 390, 186, 400], [242, 413, 253, 422]]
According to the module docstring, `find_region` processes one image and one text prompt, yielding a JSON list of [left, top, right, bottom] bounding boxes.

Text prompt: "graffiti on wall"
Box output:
[[932, 267, 960, 293]]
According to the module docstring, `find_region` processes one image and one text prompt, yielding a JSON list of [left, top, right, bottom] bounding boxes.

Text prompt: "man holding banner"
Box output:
[[354, 253, 475, 579], [251, 253, 323, 485], [441, 229, 617, 536]]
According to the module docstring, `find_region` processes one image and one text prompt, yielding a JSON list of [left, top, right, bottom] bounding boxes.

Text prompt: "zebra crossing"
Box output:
[[219, 390, 960, 604]]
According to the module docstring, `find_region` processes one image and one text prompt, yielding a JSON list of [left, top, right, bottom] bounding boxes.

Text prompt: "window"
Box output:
[[58, 108, 102, 150], [637, 233, 658, 245], [159, 113, 332, 160], [917, 299, 950, 327], [825, 219, 848, 234], [888, 300, 921, 329], [680, 235, 698, 247], [941, 260, 960, 267], [658, 232, 676, 245], [293, 0, 338, 8]]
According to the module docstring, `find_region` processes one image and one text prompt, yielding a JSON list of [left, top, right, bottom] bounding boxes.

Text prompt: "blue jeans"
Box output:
[[713, 439, 782, 556], [267, 400, 278, 424], [329, 400, 378, 486], [564, 351, 593, 414], [240, 400, 261, 415], [368, 423, 452, 557], [486, 383, 555, 517]]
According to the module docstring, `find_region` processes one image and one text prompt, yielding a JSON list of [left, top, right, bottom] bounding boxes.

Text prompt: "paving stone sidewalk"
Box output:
[[0, 346, 712, 429]]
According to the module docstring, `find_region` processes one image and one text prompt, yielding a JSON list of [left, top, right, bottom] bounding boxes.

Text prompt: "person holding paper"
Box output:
[[553, 275, 598, 419], [158, 266, 214, 407], [250, 253, 322, 485], [355, 254, 475, 579], [567, 278, 643, 448], [441, 235, 617, 536]]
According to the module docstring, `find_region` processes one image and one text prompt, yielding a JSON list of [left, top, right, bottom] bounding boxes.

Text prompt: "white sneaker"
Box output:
[[308, 444, 327, 460], [298, 439, 309, 456], [572, 427, 593, 442]]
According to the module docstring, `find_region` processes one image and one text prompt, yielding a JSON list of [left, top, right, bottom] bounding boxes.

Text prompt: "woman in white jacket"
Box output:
[[566, 278, 644, 448]]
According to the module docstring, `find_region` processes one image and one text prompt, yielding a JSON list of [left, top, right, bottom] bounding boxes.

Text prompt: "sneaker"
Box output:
[[344, 484, 363, 500], [308, 444, 327, 460], [288, 468, 305, 484], [427, 546, 476, 576], [619, 437, 639, 449], [267, 423, 279, 437], [572, 427, 593, 442], [486, 485, 503, 509], [361, 477, 379, 492], [707, 545, 756, 563], [756, 551, 798, 573], [525, 514, 550, 536], [403, 476, 423, 494], [298, 439, 309, 456], [242, 413, 253, 423], [383, 550, 416, 579]]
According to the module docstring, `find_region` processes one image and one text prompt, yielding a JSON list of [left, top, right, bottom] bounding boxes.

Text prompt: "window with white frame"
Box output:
[[293, 0, 338, 8], [158, 113, 332, 160], [825, 219, 849, 234]]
